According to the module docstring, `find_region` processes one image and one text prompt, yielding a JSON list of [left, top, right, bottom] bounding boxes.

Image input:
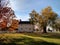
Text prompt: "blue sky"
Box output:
[[10, 0, 60, 21]]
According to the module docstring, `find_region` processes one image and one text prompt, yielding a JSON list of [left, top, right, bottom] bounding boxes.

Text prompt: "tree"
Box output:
[[29, 6, 58, 33], [0, 0, 19, 31], [8, 19, 19, 31], [29, 10, 39, 30], [41, 6, 57, 33], [29, 10, 39, 24]]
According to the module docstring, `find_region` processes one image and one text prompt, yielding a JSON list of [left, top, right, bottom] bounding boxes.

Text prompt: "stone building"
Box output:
[[18, 21, 34, 32]]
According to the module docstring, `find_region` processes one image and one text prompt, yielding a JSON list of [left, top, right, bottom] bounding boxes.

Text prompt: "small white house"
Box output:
[[46, 25, 57, 32]]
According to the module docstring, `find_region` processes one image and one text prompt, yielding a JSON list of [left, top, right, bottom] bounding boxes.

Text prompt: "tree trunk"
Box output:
[[43, 26, 47, 33]]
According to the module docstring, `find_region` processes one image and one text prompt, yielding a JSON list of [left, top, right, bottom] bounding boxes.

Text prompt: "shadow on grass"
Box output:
[[22, 33, 60, 39], [40, 33, 60, 39], [0, 36, 59, 45]]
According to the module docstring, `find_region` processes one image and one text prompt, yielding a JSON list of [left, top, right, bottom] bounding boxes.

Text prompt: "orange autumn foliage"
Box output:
[[0, 0, 19, 31], [0, 7, 16, 30], [0, 21, 7, 29], [8, 19, 19, 31]]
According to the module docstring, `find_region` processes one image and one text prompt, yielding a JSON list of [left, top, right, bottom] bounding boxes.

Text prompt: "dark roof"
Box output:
[[19, 21, 31, 24]]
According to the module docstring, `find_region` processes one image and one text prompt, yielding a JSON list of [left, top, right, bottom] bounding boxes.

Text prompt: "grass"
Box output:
[[0, 33, 60, 45]]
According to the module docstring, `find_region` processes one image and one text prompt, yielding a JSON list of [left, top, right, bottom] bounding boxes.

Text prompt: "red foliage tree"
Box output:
[[0, 0, 19, 31]]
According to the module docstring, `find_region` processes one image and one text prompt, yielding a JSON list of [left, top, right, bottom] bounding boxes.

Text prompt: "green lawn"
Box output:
[[0, 33, 60, 45]]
